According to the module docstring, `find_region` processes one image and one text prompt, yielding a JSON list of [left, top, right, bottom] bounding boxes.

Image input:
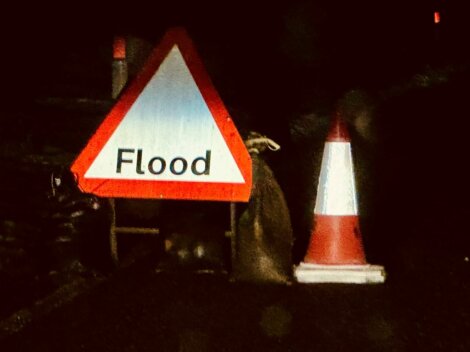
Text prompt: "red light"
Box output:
[[434, 11, 441, 24], [113, 36, 126, 59]]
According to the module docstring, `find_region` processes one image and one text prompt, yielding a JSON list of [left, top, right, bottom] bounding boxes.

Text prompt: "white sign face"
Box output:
[[85, 45, 244, 184]]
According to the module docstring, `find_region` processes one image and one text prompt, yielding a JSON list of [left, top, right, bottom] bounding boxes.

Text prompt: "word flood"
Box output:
[[116, 149, 211, 176]]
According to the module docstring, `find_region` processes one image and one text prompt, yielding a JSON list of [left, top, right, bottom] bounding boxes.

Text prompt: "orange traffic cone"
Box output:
[[294, 113, 385, 283], [112, 36, 128, 99]]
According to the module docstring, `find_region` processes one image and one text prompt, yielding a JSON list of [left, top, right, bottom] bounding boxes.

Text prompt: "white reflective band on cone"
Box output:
[[314, 142, 358, 216]]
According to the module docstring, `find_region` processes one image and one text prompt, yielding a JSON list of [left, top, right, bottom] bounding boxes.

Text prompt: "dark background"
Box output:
[[3, 0, 468, 108], [1, 1, 470, 351], [2, 0, 470, 257]]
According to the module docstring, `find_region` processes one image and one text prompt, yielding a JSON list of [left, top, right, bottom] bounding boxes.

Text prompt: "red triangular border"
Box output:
[[71, 27, 252, 202]]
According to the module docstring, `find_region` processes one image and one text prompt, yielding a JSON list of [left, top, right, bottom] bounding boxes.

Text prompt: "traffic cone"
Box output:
[[112, 36, 128, 99], [294, 113, 385, 283]]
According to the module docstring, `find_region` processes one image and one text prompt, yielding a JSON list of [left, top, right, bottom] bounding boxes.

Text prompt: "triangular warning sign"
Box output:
[[71, 27, 252, 202]]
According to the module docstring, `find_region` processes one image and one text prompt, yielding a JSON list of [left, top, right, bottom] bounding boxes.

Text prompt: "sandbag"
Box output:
[[232, 134, 294, 283]]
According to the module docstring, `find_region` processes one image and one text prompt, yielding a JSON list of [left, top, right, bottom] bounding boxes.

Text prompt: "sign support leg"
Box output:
[[230, 202, 237, 271], [109, 198, 119, 265]]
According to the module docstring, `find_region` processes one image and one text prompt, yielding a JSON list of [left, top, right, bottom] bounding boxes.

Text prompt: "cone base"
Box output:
[[294, 262, 386, 284], [304, 215, 367, 265]]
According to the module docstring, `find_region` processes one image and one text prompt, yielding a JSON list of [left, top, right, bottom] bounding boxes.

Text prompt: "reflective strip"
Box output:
[[314, 142, 358, 215]]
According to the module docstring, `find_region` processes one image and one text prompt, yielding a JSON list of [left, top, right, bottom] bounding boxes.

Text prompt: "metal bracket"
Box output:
[[108, 198, 160, 265]]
